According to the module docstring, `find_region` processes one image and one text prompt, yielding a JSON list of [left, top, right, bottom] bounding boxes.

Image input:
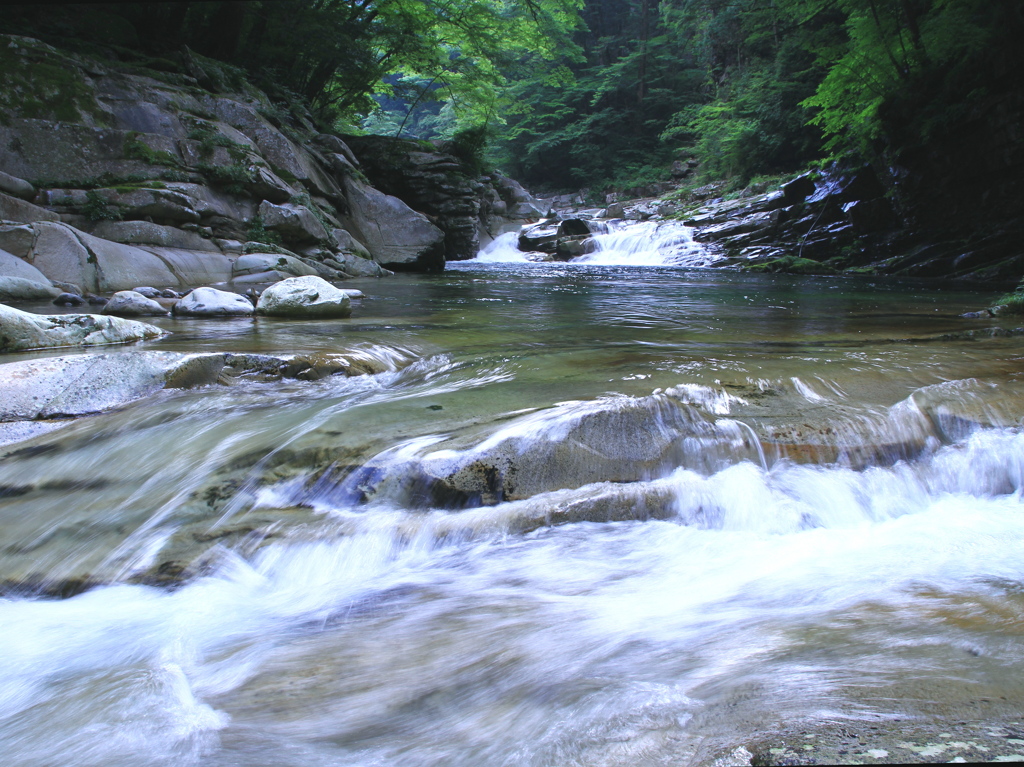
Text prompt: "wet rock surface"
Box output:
[[0, 302, 164, 352]]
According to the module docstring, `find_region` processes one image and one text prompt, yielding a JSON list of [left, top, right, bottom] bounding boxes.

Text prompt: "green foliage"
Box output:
[[124, 132, 182, 167], [445, 125, 490, 175], [82, 190, 124, 222], [245, 214, 282, 247], [799, 0, 1008, 156], [289, 192, 334, 235], [197, 161, 254, 196], [0, 36, 108, 126], [745, 255, 837, 275]]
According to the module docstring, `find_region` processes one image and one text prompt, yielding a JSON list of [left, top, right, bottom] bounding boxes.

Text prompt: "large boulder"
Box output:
[[0, 171, 35, 201], [173, 287, 254, 317], [0, 352, 211, 421], [0, 225, 35, 258], [331, 228, 372, 259], [0, 247, 51, 284], [28, 223, 179, 293], [257, 201, 329, 244], [0, 303, 165, 353], [255, 275, 352, 318], [341, 178, 445, 271], [102, 290, 169, 317], [355, 393, 740, 507], [140, 247, 234, 286], [0, 191, 60, 225]]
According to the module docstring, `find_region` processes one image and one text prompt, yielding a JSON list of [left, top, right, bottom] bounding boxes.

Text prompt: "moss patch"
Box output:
[[123, 132, 181, 167], [0, 36, 107, 125], [745, 256, 838, 275]]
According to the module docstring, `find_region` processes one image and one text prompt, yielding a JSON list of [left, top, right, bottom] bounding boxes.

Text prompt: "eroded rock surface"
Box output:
[[0, 302, 164, 352]]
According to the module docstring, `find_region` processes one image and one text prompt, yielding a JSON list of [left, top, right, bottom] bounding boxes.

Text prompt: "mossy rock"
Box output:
[[745, 256, 838, 276], [0, 36, 108, 126]]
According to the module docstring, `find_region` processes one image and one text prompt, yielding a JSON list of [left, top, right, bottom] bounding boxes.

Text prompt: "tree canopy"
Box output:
[[3, 0, 1022, 196]]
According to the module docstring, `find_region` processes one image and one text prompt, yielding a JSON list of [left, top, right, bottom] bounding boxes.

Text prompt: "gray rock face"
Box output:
[[257, 201, 329, 244], [0, 246, 50, 284], [0, 191, 60, 225], [102, 290, 169, 317], [344, 134, 483, 261], [0, 171, 35, 201], [329, 253, 392, 278], [255, 275, 352, 318], [233, 252, 318, 278], [0, 225, 35, 258], [330, 228, 372, 259], [173, 287, 254, 317], [90, 220, 219, 252], [0, 34, 538, 275], [98, 188, 201, 224], [0, 303, 165, 353], [0, 276, 60, 301], [342, 178, 445, 271]]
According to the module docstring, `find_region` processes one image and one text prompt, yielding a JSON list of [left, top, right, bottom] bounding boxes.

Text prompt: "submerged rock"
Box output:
[[0, 303, 164, 353], [255, 275, 352, 318], [351, 393, 751, 507]]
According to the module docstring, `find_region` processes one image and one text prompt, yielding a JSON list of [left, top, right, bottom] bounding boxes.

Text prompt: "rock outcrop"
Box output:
[[0, 302, 164, 352], [343, 134, 550, 260], [0, 34, 524, 290]]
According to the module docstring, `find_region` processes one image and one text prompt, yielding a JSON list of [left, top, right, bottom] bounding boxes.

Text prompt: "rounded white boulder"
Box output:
[[102, 290, 169, 317], [173, 287, 254, 317], [255, 276, 352, 318]]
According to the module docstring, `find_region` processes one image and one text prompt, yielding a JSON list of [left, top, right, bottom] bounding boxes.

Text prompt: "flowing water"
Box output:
[[1, 225, 1023, 765]]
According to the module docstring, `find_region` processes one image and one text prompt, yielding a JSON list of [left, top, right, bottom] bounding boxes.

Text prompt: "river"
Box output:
[[1, 222, 1022, 765]]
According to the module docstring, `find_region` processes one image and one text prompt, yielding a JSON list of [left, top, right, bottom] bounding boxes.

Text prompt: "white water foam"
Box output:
[[2, 427, 1024, 765], [473, 221, 722, 267], [475, 231, 530, 262], [573, 220, 722, 267]]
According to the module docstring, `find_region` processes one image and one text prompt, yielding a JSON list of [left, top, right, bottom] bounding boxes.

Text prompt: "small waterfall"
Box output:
[[473, 221, 722, 267], [573, 221, 721, 267], [476, 232, 529, 262]]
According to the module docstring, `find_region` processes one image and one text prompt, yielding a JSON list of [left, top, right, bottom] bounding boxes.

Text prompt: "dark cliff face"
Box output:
[[342, 135, 485, 261]]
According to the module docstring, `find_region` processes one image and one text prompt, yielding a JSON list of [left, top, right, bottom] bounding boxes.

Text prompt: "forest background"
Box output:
[[3, 0, 1022, 202]]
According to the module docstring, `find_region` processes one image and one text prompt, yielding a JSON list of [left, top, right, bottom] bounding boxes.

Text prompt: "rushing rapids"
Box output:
[[0, 226, 1022, 765]]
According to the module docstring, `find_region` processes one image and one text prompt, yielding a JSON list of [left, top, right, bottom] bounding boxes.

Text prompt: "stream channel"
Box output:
[[1, 221, 1023, 765]]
